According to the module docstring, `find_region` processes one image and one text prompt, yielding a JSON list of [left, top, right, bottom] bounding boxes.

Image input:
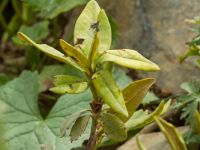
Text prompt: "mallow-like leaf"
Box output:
[[18, 32, 84, 72], [92, 70, 128, 117], [97, 49, 160, 71], [13, 21, 49, 45], [125, 100, 171, 131], [176, 81, 200, 126], [155, 117, 187, 150], [50, 75, 88, 94], [0, 71, 91, 150], [102, 113, 127, 142], [123, 78, 156, 119], [24, 0, 88, 19]]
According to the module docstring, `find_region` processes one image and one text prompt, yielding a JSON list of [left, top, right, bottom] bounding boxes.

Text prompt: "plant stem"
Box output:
[[87, 114, 98, 150], [86, 74, 103, 150]]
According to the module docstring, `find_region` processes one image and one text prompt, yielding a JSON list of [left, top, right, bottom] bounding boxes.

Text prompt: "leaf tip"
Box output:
[[17, 32, 26, 42], [59, 39, 65, 47]]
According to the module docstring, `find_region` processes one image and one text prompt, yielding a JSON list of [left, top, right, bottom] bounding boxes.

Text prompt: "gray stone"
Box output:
[[99, 0, 200, 94], [118, 126, 188, 150]]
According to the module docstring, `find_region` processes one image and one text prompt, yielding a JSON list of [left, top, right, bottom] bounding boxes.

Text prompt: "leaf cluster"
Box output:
[[14, 0, 165, 149], [180, 16, 200, 67]]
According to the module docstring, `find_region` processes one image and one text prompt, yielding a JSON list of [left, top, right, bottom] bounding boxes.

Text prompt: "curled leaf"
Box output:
[[50, 83, 88, 94], [18, 32, 84, 72], [155, 117, 187, 150], [70, 115, 91, 142], [97, 49, 160, 71], [18, 32, 67, 63], [50, 75, 88, 94], [59, 39, 88, 68], [60, 109, 88, 137], [51, 75, 88, 94], [126, 100, 171, 131]]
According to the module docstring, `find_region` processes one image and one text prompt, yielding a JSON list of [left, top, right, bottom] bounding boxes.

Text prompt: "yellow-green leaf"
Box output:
[[126, 100, 171, 131], [136, 135, 147, 150], [18, 32, 84, 72], [194, 110, 200, 134], [155, 117, 187, 150], [97, 9, 111, 52], [103, 113, 127, 142], [74, 0, 101, 55], [53, 75, 87, 86], [92, 70, 128, 117], [180, 45, 200, 62], [50, 83, 88, 94], [59, 39, 88, 68], [123, 78, 156, 119], [97, 49, 160, 71], [70, 115, 91, 142], [50, 75, 88, 94], [18, 32, 67, 62]]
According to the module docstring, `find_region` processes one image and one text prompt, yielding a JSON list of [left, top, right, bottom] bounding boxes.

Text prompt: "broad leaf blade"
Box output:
[[70, 115, 90, 141], [126, 100, 171, 131], [24, 0, 88, 19], [92, 70, 128, 117], [155, 117, 187, 150], [59, 39, 88, 68], [18, 32, 84, 72], [97, 49, 160, 71], [123, 78, 156, 118], [103, 113, 127, 142], [74, 0, 101, 55], [0, 71, 91, 150], [41, 0, 89, 19]]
